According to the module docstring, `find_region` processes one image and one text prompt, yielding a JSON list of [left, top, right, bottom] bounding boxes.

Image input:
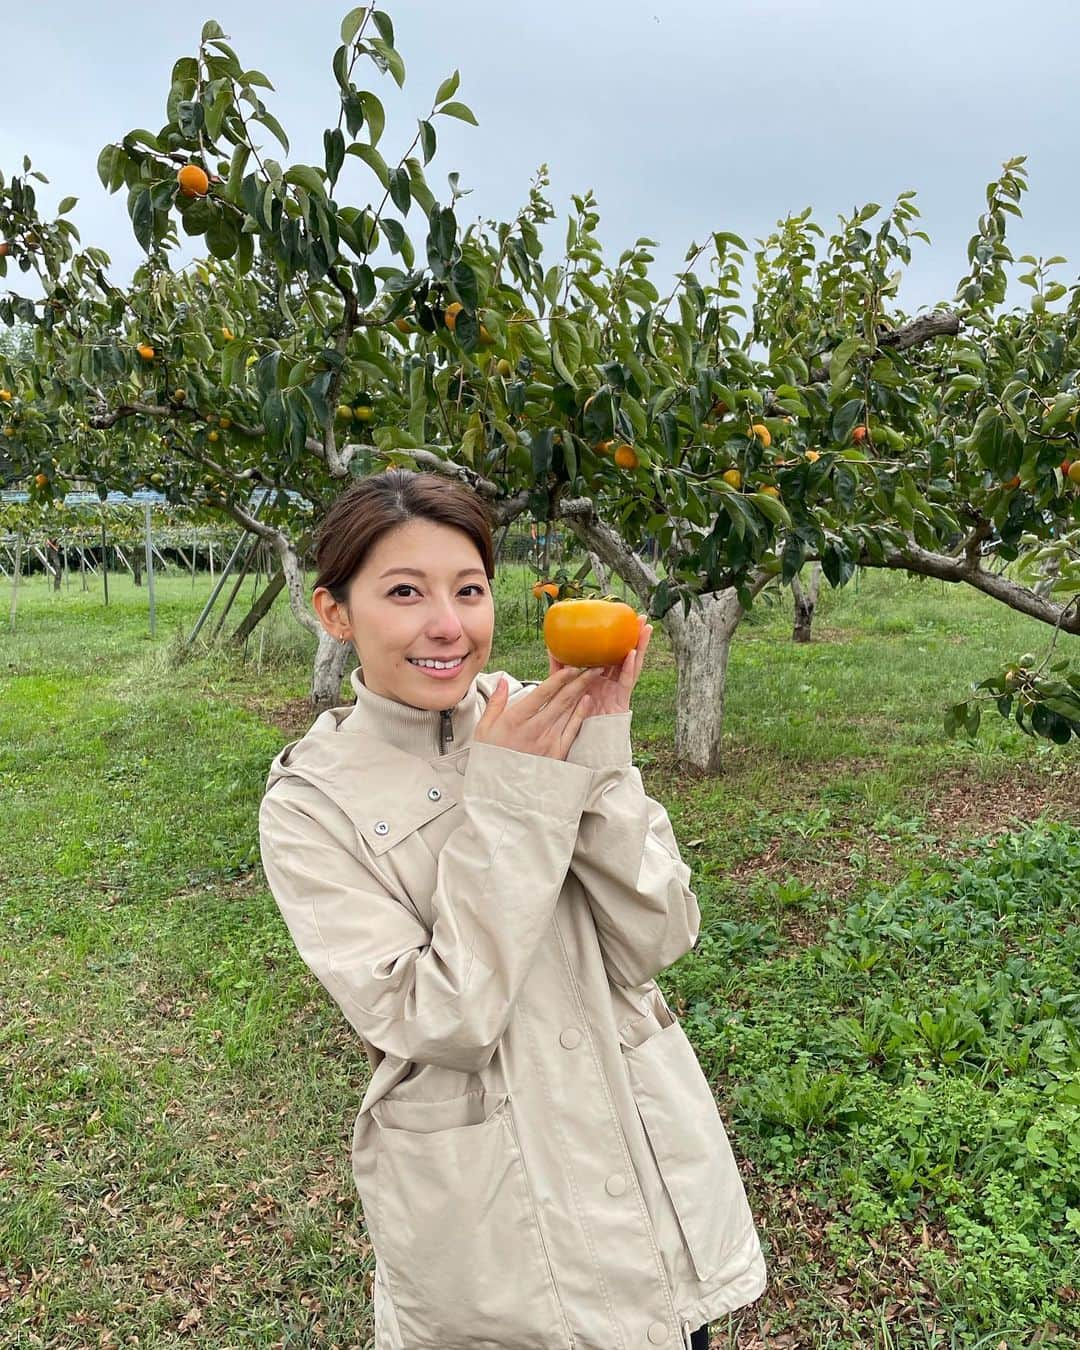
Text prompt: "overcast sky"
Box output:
[[3, 0, 1078, 321]]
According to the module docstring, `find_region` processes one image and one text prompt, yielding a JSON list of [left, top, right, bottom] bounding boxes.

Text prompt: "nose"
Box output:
[[425, 600, 466, 642]]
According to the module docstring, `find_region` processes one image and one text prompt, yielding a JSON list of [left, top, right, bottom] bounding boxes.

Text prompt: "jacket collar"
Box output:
[[342, 666, 485, 759]]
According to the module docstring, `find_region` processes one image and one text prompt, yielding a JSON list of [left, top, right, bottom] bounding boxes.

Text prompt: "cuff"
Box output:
[[566, 711, 633, 769], [465, 739, 593, 822]]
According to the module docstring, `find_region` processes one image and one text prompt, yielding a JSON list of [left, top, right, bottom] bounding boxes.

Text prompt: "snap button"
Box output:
[[427, 787, 442, 801], [373, 821, 390, 836], [605, 1173, 626, 1197], [559, 1028, 581, 1049], [647, 1322, 668, 1344]]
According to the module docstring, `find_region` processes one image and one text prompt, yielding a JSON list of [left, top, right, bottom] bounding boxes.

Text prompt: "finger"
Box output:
[[476, 676, 508, 728], [558, 692, 593, 754], [525, 664, 583, 706], [541, 666, 603, 720]]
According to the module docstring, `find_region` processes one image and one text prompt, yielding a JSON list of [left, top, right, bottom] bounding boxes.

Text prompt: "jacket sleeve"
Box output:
[[258, 741, 593, 1074], [565, 712, 700, 988]]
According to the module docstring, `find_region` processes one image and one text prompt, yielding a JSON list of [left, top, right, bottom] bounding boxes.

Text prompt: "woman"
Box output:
[[259, 471, 766, 1350]]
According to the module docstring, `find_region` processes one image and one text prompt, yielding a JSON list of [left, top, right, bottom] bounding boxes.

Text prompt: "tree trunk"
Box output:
[[791, 561, 823, 643], [587, 550, 610, 591], [133, 554, 143, 587], [311, 630, 352, 712], [664, 589, 744, 774], [47, 544, 62, 591]]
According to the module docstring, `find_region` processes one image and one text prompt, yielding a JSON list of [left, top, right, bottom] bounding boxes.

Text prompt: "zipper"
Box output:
[[682, 1321, 693, 1350], [439, 707, 453, 755]]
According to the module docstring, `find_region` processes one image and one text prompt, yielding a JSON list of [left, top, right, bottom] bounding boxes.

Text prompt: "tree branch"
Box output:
[[860, 536, 1080, 634], [555, 496, 660, 609]]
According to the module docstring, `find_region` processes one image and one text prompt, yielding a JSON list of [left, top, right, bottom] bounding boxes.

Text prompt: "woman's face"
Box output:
[[315, 518, 494, 708]]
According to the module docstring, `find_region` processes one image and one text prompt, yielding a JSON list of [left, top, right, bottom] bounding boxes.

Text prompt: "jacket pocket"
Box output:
[[369, 1090, 570, 1350], [621, 1007, 755, 1283]]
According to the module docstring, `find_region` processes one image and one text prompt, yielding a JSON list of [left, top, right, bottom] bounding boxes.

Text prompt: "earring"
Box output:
[[339, 636, 349, 647]]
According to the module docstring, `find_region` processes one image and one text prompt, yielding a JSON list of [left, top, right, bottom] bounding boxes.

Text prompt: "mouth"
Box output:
[[406, 654, 469, 672]]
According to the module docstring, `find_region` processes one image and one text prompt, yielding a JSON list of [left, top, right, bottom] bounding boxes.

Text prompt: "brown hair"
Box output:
[[313, 469, 496, 605]]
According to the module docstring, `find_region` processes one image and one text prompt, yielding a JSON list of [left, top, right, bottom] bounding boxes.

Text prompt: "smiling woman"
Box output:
[[310, 471, 498, 710], [257, 469, 766, 1349]]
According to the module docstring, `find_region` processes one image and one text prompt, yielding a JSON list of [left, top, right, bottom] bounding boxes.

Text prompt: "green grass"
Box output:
[[2, 561, 1079, 1347]]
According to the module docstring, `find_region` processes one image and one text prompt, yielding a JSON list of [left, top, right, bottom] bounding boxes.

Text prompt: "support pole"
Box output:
[[101, 522, 109, 607], [8, 531, 22, 633], [186, 495, 267, 649], [144, 501, 156, 638], [113, 542, 135, 578]]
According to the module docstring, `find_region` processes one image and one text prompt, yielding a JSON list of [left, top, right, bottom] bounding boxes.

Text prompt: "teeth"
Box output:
[[408, 657, 464, 669]]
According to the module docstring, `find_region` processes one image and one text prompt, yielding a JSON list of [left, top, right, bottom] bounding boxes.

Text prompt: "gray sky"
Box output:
[[3, 0, 1079, 320]]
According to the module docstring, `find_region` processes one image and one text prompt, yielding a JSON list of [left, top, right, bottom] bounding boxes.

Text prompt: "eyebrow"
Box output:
[[379, 567, 487, 579]]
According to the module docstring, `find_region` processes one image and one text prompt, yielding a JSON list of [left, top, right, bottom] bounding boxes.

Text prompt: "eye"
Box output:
[[388, 584, 487, 597]]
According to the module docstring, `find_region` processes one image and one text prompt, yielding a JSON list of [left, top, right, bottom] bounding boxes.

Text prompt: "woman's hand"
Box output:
[[474, 665, 604, 761], [547, 614, 652, 716]]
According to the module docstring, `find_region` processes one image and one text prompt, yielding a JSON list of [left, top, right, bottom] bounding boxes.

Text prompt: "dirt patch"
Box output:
[[721, 1183, 960, 1348], [918, 764, 1080, 839], [241, 691, 357, 740]]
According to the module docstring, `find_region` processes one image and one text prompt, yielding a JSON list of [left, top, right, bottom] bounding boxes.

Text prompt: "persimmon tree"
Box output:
[[3, 9, 1079, 769]]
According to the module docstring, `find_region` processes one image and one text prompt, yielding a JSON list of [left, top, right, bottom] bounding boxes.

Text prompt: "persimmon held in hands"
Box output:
[[544, 598, 640, 668]]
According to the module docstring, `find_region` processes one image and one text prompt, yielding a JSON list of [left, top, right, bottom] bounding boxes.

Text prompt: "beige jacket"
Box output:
[[259, 666, 766, 1350]]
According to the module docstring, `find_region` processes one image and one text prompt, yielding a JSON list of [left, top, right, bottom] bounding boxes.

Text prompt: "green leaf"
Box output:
[[360, 92, 385, 147], [96, 145, 119, 192], [435, 69, 461, 106], [389, 165, 411, 215], [552, 317, 582, 375], [241, 68, 274, 90], [830, 336, 866, 391], [405, 158, 435, 216], [372, 9, 394, 45], [450, 260, 478, 310], [201, 19, 225, 40], [437, 101, 479, 126], [341, 7, 367, 44], [324, 128, 345, 186], [419, 119, 437, 166], [1043, 393, 1077, 431], [342, 92, 364, 139], [57, 196, 78, 215], [254, 109, 290, 153], [831, 398, 863, 445], [284, 164, 327, 198], [206, 209, 239, 260], [370, 38, 405, 89], [347, 142, 389, 188], [131, 188, 153, 253], [748, 491, 792, 528]]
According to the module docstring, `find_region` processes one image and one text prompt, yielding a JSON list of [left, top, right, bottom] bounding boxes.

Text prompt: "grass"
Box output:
[[2, 559, 1079, 1347]]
